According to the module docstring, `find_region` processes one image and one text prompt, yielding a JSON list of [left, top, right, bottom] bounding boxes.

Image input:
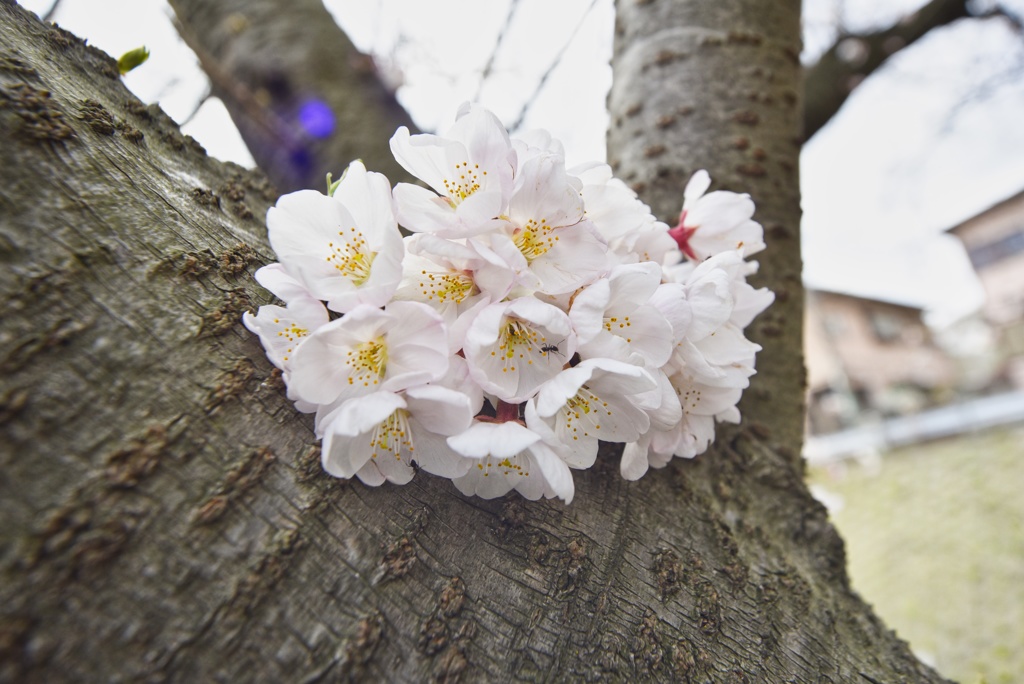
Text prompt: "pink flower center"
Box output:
[[667, 210, 698, 260]]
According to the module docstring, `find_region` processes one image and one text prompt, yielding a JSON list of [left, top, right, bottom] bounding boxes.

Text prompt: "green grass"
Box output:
[[807, 425, 1024, 684]]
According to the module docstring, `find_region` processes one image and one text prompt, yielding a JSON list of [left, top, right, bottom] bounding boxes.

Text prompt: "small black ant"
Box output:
[[540, 339, 579, 367]]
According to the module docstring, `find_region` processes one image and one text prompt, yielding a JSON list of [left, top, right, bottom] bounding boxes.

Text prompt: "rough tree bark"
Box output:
[[0, 2, 948, 682], [608, 0, 807, 453], [166, 0, 417, 194]]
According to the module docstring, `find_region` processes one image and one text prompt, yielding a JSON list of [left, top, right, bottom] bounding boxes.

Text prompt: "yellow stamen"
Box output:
[[346, 337, 387, 387], [417, 268, 476, 304], [368, 409, 414, 461], [327, 227, 376, 285], [513, 218, 558, 262], [441, 161, 483, 204]]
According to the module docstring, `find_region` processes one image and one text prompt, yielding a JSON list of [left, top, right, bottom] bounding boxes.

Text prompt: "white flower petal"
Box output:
[[368, 449, 416, 485], [242, 296, 328, 372], [527, 441, 574, 503], [330, 161, 399, 249], [322, 428, 372, 480], [620, 438, 651, 481], [464, 298, 575, 403], [567, 278, 609, 345], [289, 304, 445, 405], [408, 428, 473, 479], [321, 395, 406, 480], [650, 282, 692, 342], [323, 391, 407, 437], [525, 223, 608, 295], [378, 301, 449, 389], [404, 385, 474, 436], [509, 154, 584, 230], [268, 183, 403, 312], [449, 421, 574, 503], [683, 170, 711, 205], [448, 420, 539, 460], [355, 459, 389, 486], [390, 127, 461, 195], [390, 106, 514, 239], [254, 263, 315, 303]]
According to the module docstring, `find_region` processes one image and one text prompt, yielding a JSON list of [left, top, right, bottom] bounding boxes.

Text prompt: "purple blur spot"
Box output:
[[298, 99, 335, 139]]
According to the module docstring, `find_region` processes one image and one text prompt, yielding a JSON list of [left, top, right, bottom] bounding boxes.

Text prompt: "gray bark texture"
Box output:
[[0, 1, 948, 682], [166, 0, 417, 194], [608, 0, 807, 455]]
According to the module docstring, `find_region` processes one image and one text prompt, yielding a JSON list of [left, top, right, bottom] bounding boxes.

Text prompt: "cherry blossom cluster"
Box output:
[[244, 104, 772, 504]]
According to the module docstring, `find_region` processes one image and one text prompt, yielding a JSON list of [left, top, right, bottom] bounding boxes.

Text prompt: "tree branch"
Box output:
[[472, 0, 520, 102], [166, 0, 418, 193], [508, 0, 601, 133], [803, 0, 972, 140]]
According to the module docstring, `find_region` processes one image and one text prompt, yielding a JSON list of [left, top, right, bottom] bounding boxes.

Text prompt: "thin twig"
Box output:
[[166, 5, 307, 153], [473, 0, 521, 102], [939, 51, 1024, 135], [508, 0, 601, 133], [178, 88, 212, 128], [42, 0, 63, 22]]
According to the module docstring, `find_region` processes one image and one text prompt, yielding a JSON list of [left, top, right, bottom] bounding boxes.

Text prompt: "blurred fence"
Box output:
[[804, 389, 1024, 465]]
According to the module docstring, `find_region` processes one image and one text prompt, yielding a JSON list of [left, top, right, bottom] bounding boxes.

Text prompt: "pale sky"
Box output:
[[19, 0, 1024, 327]]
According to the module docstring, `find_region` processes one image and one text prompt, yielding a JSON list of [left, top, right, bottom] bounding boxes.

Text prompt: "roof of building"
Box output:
[[806, 287, 925, 313], [946, 187, 1024, 236]]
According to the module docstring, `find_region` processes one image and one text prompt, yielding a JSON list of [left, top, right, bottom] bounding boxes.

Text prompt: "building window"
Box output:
[[967, 229, 1024, 269], [869, 311, 903, 343]]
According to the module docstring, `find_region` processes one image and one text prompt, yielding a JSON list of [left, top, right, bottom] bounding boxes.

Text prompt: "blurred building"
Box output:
[[946, 188, 1024, 389], [804, 289, 955, 434]]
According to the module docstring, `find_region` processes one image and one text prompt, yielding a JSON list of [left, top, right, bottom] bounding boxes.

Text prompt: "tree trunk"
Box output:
[[608, 0, 807, 454], [166, 0, 417, 194], [0, 2, 947, 682]]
